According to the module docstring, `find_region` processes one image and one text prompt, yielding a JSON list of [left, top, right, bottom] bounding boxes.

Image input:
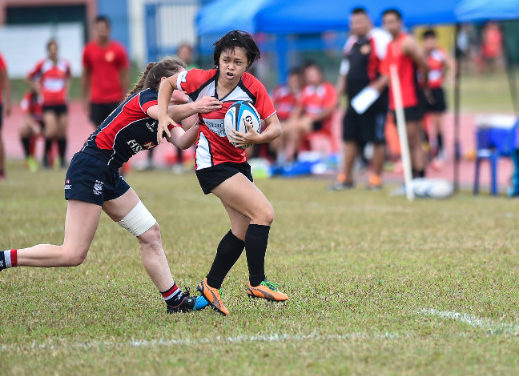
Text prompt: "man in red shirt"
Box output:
[[0, 51, 11, 180], [283, 62, 337, 163], [381, 9, 430, 178], [82, 16, 129, 128]]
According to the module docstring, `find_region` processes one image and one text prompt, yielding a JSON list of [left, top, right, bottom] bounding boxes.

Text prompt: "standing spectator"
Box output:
[[283, 62, 337, 164], [270, 67, 303, 164], [421, 29, 454, 161], [380, 9, 429, 178], [481, 22, 503, 74], [177, 43, 196, 70], [82, 15, 130, 128], [27, 39, 71, 169], [19, 89, 44, 172], [0, 50, 11, 180], [331, 8, 390, 191]]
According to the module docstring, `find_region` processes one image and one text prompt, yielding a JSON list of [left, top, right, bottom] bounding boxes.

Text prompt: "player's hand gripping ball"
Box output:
[[224, 101, 262, 149]]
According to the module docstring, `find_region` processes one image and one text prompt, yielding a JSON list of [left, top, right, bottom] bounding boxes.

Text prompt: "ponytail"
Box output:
[[124, 62, 156, 101], [123, 57, 186, 102]]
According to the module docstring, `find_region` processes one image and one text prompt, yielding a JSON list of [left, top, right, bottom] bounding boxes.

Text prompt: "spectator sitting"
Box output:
[[270, 67, 303, 163], [282, 62, 337, 164], [19, 89, 44, 172]]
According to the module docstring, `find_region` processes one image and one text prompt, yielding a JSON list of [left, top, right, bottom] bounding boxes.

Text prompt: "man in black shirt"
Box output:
[[331, 8, 390, 190]]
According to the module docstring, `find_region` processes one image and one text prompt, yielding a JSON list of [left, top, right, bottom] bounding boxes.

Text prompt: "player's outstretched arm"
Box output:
[[166, 123, 199, 150], [157, 74, 180, 143], [169, 96, 222, 123]]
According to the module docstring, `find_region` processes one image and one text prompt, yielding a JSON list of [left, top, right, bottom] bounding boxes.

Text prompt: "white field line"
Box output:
[[0, 331, 403, 353], [418, 308, 519, 335]]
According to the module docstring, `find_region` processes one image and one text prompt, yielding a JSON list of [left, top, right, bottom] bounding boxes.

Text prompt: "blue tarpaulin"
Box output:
[[255, 0, 459, 34], [196, 0, 273, 35], [456, 0, 519, 22]]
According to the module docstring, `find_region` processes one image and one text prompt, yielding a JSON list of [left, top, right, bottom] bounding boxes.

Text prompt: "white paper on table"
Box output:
[[351, 86, 380, 114]]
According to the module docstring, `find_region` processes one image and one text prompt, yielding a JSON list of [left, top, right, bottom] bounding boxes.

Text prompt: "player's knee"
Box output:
[[139, 223, 162, 251], [254, 204, 274, 225], [62, 245, 89, 266]]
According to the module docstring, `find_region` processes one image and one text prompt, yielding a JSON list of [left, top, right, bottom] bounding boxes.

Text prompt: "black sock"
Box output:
[[21, 137, 31, 158], [177, 147, 183, 164], [245, 224, 270, 286], [57, 138, 67, 162], [161, 284, 185, 307], [412, 169, 426, 178], [437, 134, 444, 153], [44, 138, 52, 166], [206, 230, 245, 289]]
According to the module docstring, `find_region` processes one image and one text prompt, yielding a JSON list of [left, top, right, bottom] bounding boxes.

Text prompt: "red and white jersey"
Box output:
[[28, 58, 71, 106], [381, 33, 419, 110], [299, 82, 337, 119], [426, 48, 447, 89], [20, 91, 43, 121], [272, 85, 298, 120], [0, 52, 6, 104], [176, 68, 276, 170]]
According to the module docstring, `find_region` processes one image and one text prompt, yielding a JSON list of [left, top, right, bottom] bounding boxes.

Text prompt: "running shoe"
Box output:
[[197, 278, 229, 316], [328, 181, 354, 191], [166, 289, 209, 313], [367, 174, 383, 190], [247, 280, 288, 301], [25, 156, 38, 172]]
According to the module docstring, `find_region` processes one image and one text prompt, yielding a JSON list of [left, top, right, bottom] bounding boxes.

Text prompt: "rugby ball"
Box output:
[[411, 178, 454, 199], [224, 101, 261, 149]]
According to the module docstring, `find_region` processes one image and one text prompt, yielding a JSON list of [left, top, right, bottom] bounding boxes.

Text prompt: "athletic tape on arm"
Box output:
[[117, 201, 157, 237]]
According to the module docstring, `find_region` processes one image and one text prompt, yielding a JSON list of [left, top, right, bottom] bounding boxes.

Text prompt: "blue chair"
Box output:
[[473, 119, 519, 195]]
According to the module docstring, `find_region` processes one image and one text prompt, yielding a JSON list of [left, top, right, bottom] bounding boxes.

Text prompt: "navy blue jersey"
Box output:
[[80, 88, 175, 170]]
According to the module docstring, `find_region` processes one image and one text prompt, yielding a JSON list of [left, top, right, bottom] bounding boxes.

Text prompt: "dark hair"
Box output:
[[213, 30, 260, 68], [303, 61, 321, 72], [382, 8, 402, 20], [46, 38, 58, 50], [288, 66, 302, 76], [95, 15, 111, 27], [422, 29, 437, 40], [351, 7, 367, 15], [125, 57, 186, 100]]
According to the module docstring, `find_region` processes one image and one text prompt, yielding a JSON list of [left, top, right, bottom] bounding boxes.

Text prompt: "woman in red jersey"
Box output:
[[157, 30, 288, 317], [27, 39, 71, 169], [1, 57, 222, 313]]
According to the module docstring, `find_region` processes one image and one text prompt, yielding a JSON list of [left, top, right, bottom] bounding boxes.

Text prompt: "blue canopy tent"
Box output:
[[456, 0, 519, 22], [255, 0, 458, 34], [196, 0, 273, 35]]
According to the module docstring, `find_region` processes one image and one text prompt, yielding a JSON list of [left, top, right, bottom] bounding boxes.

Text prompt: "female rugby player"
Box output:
[[157, 30, 288, 316], [27, 39, 71, 169], [1, 57, 222, 313]]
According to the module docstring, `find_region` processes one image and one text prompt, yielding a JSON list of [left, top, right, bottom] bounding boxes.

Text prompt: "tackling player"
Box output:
[[157, 30, 288, 316], [1, 57, 222, 313]]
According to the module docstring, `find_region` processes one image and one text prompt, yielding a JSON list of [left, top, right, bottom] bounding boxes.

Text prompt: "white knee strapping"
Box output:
[[117, 201, 157, 237]]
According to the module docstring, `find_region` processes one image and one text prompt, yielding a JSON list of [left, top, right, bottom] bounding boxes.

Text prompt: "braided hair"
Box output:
[[124, 56, 186, 101]]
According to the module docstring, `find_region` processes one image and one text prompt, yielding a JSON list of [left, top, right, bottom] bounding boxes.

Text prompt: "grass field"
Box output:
[[2, 161, 519, 375]]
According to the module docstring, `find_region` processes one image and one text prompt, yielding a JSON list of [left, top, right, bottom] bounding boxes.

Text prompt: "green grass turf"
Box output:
[[2, 160, 519, 375]]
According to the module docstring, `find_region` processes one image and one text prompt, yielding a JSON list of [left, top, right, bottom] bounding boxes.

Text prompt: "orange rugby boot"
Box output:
[[197, 278, 229, 316], [247, 280, 288, 301], [368, 174, 383, 190]]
